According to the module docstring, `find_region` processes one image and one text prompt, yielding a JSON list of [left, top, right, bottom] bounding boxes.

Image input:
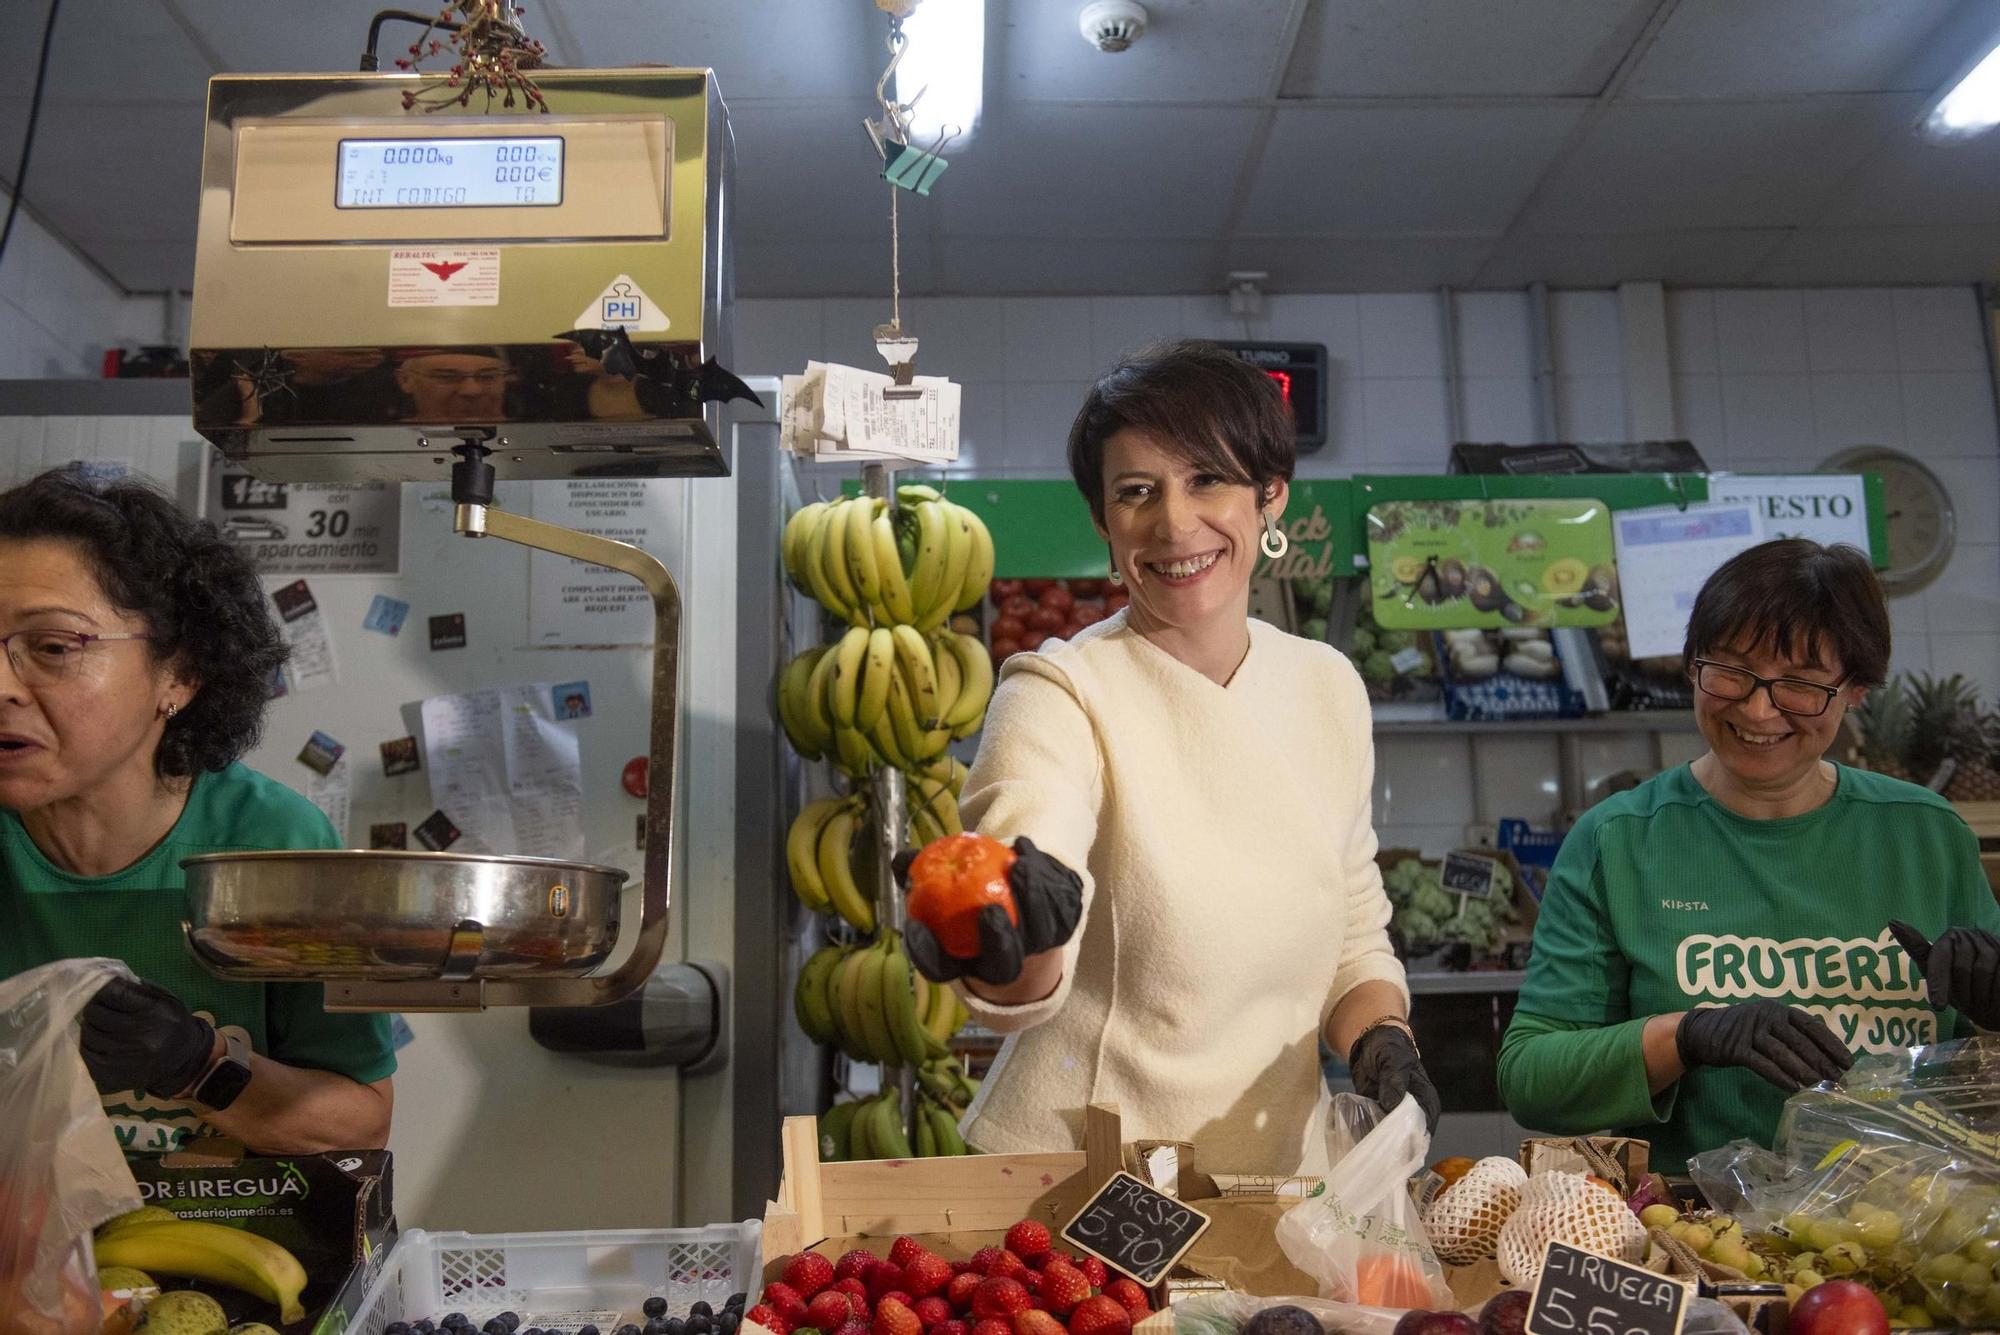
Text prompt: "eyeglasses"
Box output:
[[1690, 657, 1845, 717], [0, 629, 152, 686]]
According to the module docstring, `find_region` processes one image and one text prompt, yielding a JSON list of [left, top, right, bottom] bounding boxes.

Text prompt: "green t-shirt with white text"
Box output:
[[1506, 763, 1999, 1172], [1, 763, 396, 1154]]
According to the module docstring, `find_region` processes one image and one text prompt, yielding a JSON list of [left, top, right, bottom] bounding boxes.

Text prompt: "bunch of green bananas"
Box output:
[[794, 931, 968, 1066], [93, 1208, 307, 1324], [818, 1087, 972, 1161], [786, 775, 969, 929], [781, 484, 995, 633], [774, 625, 992, 776]]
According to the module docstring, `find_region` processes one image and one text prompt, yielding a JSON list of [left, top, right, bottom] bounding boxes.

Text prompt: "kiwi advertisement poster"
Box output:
[[1364, 499, 1619, 630]]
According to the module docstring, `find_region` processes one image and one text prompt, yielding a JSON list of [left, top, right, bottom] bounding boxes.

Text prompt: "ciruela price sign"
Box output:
[[1526, 1241, 1687, 1335], [1059, 1171, 1210, 1287]]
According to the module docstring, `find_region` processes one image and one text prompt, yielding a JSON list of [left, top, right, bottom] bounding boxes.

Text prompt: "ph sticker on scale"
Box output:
[[388, 248, 500, 307], [574, 274, 670, 331]]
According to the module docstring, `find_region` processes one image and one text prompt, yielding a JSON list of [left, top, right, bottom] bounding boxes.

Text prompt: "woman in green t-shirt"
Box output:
[[0, 467, 395, 1155], [1499, 539, 2000, 1172]]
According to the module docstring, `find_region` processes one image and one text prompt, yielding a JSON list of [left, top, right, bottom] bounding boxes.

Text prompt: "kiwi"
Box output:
[[1439, 557, 1467, 597]]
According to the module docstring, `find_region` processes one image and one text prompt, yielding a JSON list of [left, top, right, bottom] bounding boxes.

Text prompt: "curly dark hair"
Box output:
[[0, 467, 287, 778]]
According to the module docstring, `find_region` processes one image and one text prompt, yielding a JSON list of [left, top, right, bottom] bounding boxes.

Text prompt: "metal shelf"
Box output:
[[1407, 970, 1526, 995], [1373, 711, 1700, 736]]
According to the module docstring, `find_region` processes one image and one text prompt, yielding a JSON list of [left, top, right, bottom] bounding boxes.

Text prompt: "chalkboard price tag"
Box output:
[[1526, 1241, 1688, 1335], [1441, 850, 1499, 899], [1059, 1171, 1211, 1286]]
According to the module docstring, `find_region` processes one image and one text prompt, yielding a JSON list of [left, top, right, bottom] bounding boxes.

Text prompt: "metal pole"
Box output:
[[862, 462, 919, 1141]]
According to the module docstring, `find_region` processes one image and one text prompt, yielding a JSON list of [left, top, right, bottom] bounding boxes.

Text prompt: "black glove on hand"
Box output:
[[1677, 1000, 1852, 1093], [1889, 919, 2000, 1030], [78, 977, 215, 1099], [898, 836, 1085, 988], [1348, 1022, 1442, 1135]]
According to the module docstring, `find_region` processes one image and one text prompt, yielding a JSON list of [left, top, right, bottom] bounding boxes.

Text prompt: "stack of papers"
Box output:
[[782, 361, 961, 465]]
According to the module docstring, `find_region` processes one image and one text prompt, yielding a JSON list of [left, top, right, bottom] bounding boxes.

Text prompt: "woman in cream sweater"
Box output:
[[901, 341, 1436, 1173]]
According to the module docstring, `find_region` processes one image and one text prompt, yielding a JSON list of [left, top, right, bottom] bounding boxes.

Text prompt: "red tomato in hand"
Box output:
[[906, 833, 1020, 958], [989, 614, 1027, 641]]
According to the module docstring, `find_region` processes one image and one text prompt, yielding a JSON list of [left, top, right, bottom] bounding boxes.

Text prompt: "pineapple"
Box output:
[[1946, 706, 2000, 803], [1900, 674, 1992, 792], [1852, 676, 1915, 780]]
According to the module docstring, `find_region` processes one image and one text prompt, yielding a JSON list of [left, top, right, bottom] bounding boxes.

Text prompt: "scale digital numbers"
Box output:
[[1060, 1172, 1210, 1287], [1525, 1242, 1688, 1335], [336, 136, 565, 208]]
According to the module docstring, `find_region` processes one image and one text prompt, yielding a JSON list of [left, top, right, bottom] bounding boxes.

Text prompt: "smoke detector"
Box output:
[[1080, 1, 1148, 53]]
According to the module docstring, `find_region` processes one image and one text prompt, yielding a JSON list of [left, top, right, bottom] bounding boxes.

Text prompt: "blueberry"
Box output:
[[415, 1324, 438, 1335], [689, 1305, 712, 1321], [499, 1317, 523, 1334], [644, 1299, 669, 1320], [580, 1327, 601, 1335], [387, 1324, 412, 1335], [483, 1323, 508, 1335], [644, 1322, 670, 1335], [666, 1320, 686, 1335], [444, 1319, 469, 1330], [718, 1316, 740, 1335], [617, 1326, 642, 1335], [686, 1318, 710, 1335], [726, 1297, 747, 1313]]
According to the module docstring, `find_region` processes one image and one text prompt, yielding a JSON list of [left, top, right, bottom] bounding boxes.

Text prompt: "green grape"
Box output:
[[1808, 1218, 1860, 1252], [1639, 1204, 1679, 1229], [1921, 1251, 1969, 1283], [1958, 1272, 1993, 1299], [1887, 1319, 1914, 1329], [1682, 1224, 1715, 1254], [1898, 1306, 1936, 1326], [1795, 1269, 1828, 1288], [1858, 1214, 1903, 1250], [1783, 1284, 1807, 1306], [1823, 1242, 1868, 1275], [1709, 1240, 1753, 1272], [1712, 1216, 1744, 1240], [1741, 1254, 1769, 1280], [1790, 1251, 1824, 1276], [1782, 1212, 1818, 1240], [1963, 1236, 2000, 1265]]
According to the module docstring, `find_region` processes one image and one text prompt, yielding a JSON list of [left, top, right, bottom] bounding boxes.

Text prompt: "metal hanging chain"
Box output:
[[883, 20, 909, 335]]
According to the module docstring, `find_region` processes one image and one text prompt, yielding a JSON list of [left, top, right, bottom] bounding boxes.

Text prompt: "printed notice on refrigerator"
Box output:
[[419, 683, 585, 859], [526, 479, 682, 647], [1612, 502, 1765, 660], [206, 457, 401, 575]]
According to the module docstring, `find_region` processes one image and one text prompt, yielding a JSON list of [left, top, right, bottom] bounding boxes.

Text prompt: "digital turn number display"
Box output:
[[1211, 342, 1330, 454], [336, 136, 565, 209]]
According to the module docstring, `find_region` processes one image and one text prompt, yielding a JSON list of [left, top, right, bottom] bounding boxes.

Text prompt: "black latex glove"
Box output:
[[1676, 1000, 1852, 1093], [896, 835, 1085, 988], [1889, 919, 2000, 1030], [1349, 1023, 1441, 1135], [78, 977, 216, 1099]]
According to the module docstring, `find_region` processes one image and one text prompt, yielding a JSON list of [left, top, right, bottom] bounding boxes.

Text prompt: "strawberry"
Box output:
[[1004, 1222, 1053, 1263], [952, 1262, 975, 1276], [1074, 1258, 1107, 1290], [904, 1254, 955, 1299], [765, 1284, 812, 1327], [968, 1248, 1005, 1277], [1012, 1313, 1064, 1335], [868, 1262, 908, 1303], [913, 1299, 951, 1328], [883, 1294, 915, 1311], [972, 1322, 1013, 1335], [933, 1322, 970, 1335], [989, 1253, 1031, 1283], [746, 1306, 793, 1335], [946, 1273, 983, 1311], [835, 1280, 870, 1309], [971, 1279, 1032, 1323], [1067, 1297, 1131, 1335], [1102, 1281, 1149, 1322], [890, 1237, 928, 1268], [786, 1254, 838, 1299], [836, 1250, 879, 1283], [808, 1293, 855, 1330], [1037, 1262, 1089, 1317], [874, 1299, 923, 1335]]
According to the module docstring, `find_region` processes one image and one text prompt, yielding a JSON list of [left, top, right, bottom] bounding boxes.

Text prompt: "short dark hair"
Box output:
[[1683, 538, 1890, 687], [1067, 339, 1296, 524], [0, 467, 286, 778]]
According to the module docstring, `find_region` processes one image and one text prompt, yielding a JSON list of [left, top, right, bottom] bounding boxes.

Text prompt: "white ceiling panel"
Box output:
[[942, 237, 1214, 293], [1001, 0, 1295, 103], [1821, 132, 2000, 226], [1627, 0, 1967, 98], [940, 105, 1261, 237], [1474, 228, 1791, 287], [1241, 106, 1583, 233], [1281, 0, 1655, 98], [729, 101, 900, 240], [547, 0, 877, 101], [1520, 97, 1917, 233], [1223, 235, 1494, 290], [0, 0, 212, 103], [1750, 224, 2000, 285]]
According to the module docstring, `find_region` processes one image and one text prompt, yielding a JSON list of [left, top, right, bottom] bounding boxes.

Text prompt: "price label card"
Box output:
[[1526, 1241, 1687, 1335], [1059, 1171, 1210, 1287], [1441, 850, 1499, 899]]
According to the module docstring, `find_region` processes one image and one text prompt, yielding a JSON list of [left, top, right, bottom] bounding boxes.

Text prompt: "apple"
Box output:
[[1391, 1314, 1475, 1335], [989, 614, 1026, 641], [1477, 1291, 1531, 1335], [999, 594, 1035, 621], [989, 578, 1021, 600], [1040, 586, 1076, 615], [1026, 606, 1064, 633], [1789, 1281, 1888, 1335]]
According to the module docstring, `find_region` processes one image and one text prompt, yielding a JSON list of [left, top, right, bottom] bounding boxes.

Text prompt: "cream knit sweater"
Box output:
[[955, 609, 1409, 1175]]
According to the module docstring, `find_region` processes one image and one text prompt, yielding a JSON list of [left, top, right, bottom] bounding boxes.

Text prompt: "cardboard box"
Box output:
[[122, 1142, 396, 1335]]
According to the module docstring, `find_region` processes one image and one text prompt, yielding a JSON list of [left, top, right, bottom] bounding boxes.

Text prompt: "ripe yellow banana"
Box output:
[[926, 504, 974, 630], [816, 803, 876, 931], [886, 667, 927, 770], [821, 499, 865, 623], [794, 943, 845, 1043], [830, 723, 878, 781], [932, 633, 964, 723], [954, 506, 996, 612], [804, 641, 841, 741], [830, 625, 870, 728], [948, 756, 969, 797], [922, 972, 960, 1043], [782, 500, 830, 592], [853, 937, 898, 1063], [859, 627, 895, 730], [940, 632, 995, 731], [909, 778, 962, 837], [872, 509, 918, 624], [891, 623, 941, 727], [868, 706, 913, 771], [882, 934, 935, 1066], [898, 482, 943, 505], [908, 501, 949, 622], [786, 798, 847, 912], [834, 945, 873, 1061], [800, 505, 851, 621], [846, 495, 884, 614], [781, 649, 833, 754], [96, 1221, 307, 1324]]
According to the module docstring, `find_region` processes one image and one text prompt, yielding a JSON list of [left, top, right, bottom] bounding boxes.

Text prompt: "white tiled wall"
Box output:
[[740, 283, 2000, 849], [0, 203, 160, 378]]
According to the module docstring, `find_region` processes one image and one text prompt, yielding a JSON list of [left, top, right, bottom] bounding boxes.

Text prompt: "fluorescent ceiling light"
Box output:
[[895, 0, 985, 148], [1921, 31, 2000, 141]]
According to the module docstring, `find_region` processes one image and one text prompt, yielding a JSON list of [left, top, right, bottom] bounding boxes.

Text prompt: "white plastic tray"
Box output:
[[352, 1223, 763, 1335]]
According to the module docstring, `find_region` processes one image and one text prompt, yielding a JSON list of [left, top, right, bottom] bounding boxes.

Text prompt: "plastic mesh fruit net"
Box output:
[[1421, 1157, 1527, 1265], [1496, 1170, 1647, 1285]]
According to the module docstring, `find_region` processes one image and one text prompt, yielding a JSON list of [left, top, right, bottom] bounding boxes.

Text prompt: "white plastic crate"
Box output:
[[351, 1223, 762, 1335]]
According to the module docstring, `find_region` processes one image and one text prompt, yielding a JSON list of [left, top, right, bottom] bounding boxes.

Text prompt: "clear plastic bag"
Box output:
[[1273, 1092, 1451, 1310], [0, 958, 144, 1335]]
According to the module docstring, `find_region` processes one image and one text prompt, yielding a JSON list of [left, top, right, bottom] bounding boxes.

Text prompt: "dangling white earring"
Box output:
[[1260, 511, 1288, 559], [1107, 546, 1122, 584]]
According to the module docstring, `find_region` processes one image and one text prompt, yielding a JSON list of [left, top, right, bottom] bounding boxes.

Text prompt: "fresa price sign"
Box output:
[[1526, 1241, 1687, 1335], [1059, 1171, 1210, 1286]]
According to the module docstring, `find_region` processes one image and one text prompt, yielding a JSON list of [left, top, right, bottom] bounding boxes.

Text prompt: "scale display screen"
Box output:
[[336, 136, 565, 208]]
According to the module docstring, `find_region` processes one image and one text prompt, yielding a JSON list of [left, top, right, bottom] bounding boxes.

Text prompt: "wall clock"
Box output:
[[1820, 446, 1955, 594]]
